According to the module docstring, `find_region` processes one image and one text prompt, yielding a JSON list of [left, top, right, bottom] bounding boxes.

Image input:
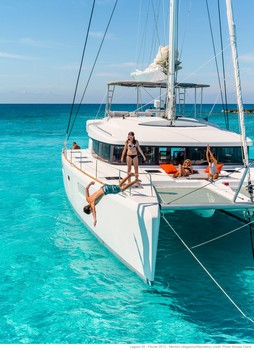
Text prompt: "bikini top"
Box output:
[[128, 143, 137, 149]]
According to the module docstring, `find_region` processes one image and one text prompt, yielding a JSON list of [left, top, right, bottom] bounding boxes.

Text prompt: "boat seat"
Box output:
[[108, 111, 130, 118]]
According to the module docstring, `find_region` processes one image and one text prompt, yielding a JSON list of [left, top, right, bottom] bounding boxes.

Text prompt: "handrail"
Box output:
[[118, 168, 154, 197], [70, 150, 82, 169], [233, 161, 254, 202]]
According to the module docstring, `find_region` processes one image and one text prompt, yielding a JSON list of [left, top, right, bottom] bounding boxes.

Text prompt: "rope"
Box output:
[[163, 165, 246, 206], [65, 0, 96, 140], [66, 0, 119, 142], [161, 213, 254, 323], [247, 210, 254, 258], [205, 0, 228, 130], [191, 219, 254, 249], [163, 214, 254, 258], [217, 0, 229, 130]]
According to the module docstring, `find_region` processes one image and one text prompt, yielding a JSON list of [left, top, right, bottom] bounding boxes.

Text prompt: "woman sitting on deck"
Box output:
[[206, 145, 218, 182], [173, 159, 193, 178]]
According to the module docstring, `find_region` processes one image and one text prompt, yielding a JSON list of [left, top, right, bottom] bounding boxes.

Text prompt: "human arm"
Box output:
[[207, 146, 217, 165], [206, 145, 210, 163], [90, 203, 97, 226], [121, 143, 127, 162], [86, 181, 95, 201], [136, 141, 146, 161]]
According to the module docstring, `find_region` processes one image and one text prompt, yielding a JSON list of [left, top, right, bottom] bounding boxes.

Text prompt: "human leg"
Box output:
[[120, 178, 138, 192], [173, 164, 181, 178], [178, 164, 184, 176], [133, 156, 139, 180], [118, 173, 134, 187], [126, 156, 133, 183]]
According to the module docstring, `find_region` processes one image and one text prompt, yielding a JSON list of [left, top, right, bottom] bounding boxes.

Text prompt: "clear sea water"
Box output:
[[1, 103, 254, 344]]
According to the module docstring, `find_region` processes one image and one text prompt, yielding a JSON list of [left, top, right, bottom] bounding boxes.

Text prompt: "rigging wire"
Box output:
[[65, 0, 96, 142], [191, 219, 254, 249], [217, 0, 229, 129], [205, 0, 228, 128], [137, 0, 152, 70], [247, 210, 254, 258], [161, 213, 254, 324], [66, 0, 119, 142], [163, 216, 254, 257], [178, 0, 192, 61], [135, 0, 143, 67]]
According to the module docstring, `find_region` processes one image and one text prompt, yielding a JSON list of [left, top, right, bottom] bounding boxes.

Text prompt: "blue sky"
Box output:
[[0, 0, 253, 104]]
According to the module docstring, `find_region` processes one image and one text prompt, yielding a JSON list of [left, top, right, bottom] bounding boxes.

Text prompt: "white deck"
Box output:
[[67, 148, 254, 211]]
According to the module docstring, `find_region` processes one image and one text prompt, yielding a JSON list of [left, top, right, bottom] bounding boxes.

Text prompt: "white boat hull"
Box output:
[[62, 153, 161, 284]]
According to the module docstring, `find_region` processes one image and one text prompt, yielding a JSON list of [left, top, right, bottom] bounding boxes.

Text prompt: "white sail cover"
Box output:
[[131, 45, 181, 82]]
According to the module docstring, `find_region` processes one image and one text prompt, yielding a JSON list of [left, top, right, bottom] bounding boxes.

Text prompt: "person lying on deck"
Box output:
[[173, 159, 193, 178], [83, 173, 139, 226]]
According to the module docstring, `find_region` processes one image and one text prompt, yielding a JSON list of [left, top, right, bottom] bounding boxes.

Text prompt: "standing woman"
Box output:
[[121, 131, 146, 182]]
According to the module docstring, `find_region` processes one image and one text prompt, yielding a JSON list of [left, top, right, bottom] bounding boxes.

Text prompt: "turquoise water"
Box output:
[[1, 103, 254, 344]]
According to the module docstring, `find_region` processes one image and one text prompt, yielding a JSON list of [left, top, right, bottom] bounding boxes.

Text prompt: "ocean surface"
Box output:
[[1, 103, 254, 344]]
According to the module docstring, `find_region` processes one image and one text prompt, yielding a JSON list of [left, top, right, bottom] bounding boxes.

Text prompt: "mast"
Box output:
[[226, 0, 248, 166], [166, 0, 178, 122]]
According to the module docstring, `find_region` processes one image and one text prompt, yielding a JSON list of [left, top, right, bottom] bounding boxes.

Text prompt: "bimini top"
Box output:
[[107, 80, 210, 89]]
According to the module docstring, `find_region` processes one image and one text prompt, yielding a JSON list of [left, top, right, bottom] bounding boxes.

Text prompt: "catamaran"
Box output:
[[62, 0, 254, 285]]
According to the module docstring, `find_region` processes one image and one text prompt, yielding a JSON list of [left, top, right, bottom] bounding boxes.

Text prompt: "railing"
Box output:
[[70, 150, 83, 170], [118, 168, 154, 197], [66, 149, 155, 197], [233, 161, 254, 202]]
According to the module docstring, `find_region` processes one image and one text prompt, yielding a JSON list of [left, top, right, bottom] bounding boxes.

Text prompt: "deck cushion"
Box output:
[[160, 163, 178, 174]]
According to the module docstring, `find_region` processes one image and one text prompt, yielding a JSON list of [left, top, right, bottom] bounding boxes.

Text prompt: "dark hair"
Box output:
[[83, 205, 91, 214], [126, 131, 136, 144]]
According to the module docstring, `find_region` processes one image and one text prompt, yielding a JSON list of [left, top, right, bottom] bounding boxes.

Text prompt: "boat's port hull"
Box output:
[[62, 154, 161, 283]]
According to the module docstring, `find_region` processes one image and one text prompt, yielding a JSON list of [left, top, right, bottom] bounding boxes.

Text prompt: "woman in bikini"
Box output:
[[121, 131, 146, 182], [173, 159, 193, 178], [206, 145, 218, 181]]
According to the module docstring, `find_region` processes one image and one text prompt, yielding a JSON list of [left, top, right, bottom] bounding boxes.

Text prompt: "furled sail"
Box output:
[[131, 45, 182, 82]]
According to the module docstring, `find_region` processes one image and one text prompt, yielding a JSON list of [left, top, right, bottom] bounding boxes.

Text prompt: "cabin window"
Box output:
[[140, 146, 156, 164], [93, 139, 99, 155], [92, 139, 110, 161], [158, 147, 171, 164], [217, 147, 243, 164], [100, 143, 110, 160], [112, 146, 124, 163], [92, 141, 244, 165], [187, 147, 207, 165], [171, 147, 186, 165]]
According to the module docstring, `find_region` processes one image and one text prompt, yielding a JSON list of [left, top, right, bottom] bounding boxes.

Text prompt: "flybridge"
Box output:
[[106, 80, 210, 120], [107, 80, 210, 89]]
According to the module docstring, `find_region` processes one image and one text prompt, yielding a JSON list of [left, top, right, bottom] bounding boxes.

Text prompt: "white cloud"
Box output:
[[89, 32, 104, 39], [110, 62, 137, 68], [0, 52, 31, 60], [96, 72, 120, 77], [19, 37, 39, 46], [239, 54, 254, 63], [89, 31, 114, 40]]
